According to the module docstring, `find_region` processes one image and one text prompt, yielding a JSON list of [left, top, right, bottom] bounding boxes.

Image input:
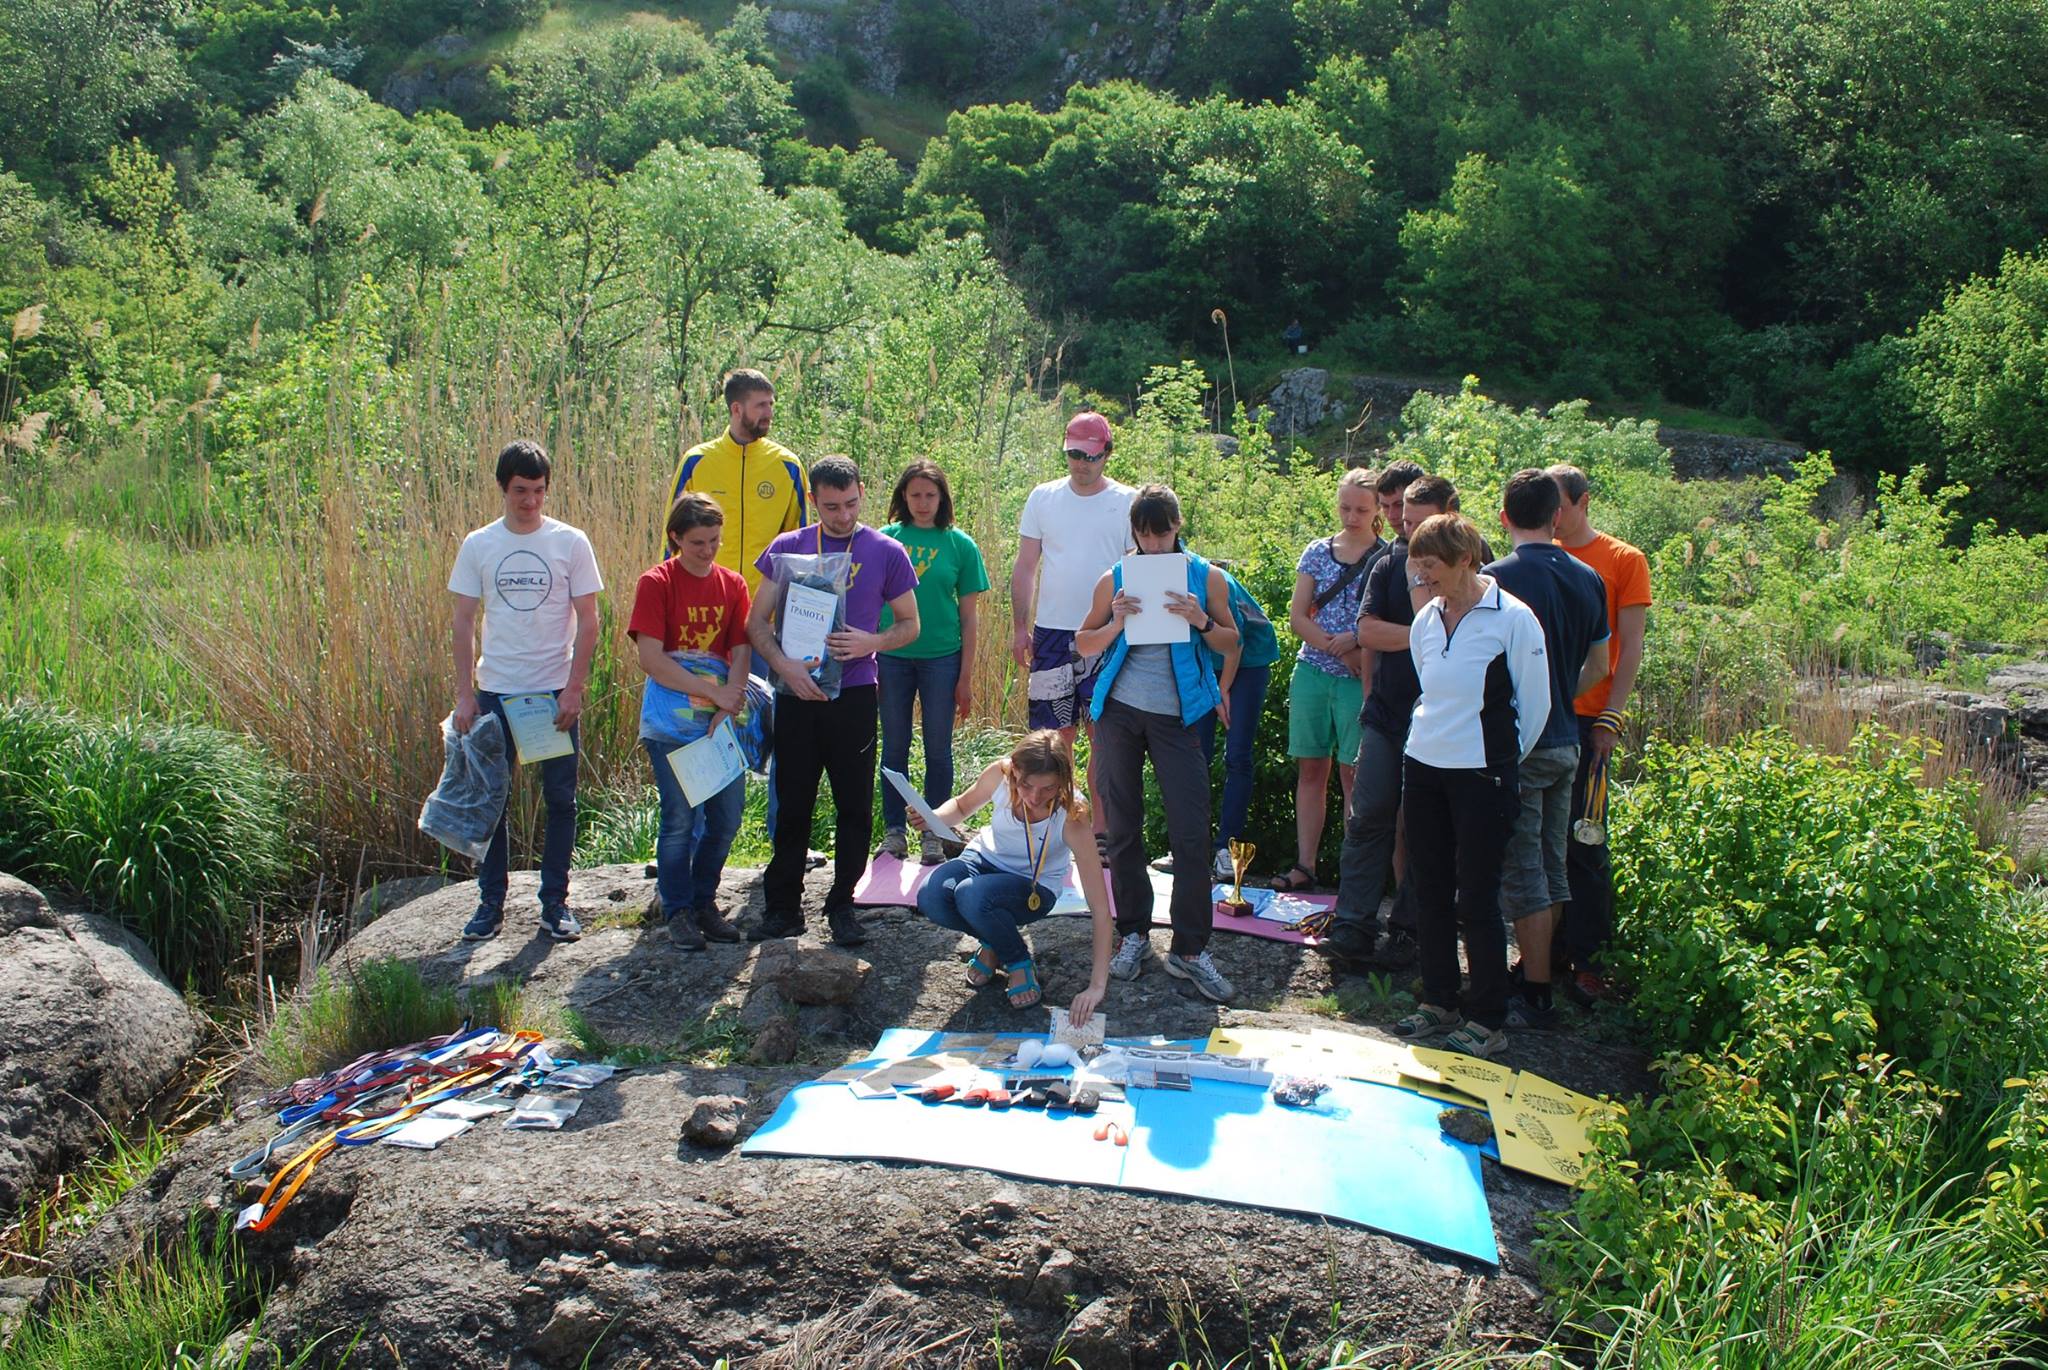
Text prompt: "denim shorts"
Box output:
[[1500, 744, 1581, 921]]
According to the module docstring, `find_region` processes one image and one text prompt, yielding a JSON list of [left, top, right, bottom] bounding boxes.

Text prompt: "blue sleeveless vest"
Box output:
[[1089, 550, 1223, 728]]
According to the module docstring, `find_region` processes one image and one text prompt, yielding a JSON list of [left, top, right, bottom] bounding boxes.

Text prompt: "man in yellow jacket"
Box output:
[[670, 368, 809, 591]]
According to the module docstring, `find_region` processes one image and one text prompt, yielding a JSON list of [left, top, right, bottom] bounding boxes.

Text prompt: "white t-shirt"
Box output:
[[449, 516, 604, 694], [1017, 478, 1134, 631]]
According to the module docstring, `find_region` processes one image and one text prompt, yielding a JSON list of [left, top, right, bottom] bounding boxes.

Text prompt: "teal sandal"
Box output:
[[965, 945, 1000, 989], [1004, 959, 1042, 1010]]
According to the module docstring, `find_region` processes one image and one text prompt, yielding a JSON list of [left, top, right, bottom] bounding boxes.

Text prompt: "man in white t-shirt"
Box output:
[[1010, 412, 1135, 818], [450, 439, 603, 944]]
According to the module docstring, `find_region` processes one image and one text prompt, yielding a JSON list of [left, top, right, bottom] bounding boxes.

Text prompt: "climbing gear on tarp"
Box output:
[[231, 1028, 554, 1233]]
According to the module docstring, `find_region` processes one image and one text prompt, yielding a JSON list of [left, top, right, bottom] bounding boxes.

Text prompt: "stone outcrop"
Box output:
[[0, 874, 205, 1215]]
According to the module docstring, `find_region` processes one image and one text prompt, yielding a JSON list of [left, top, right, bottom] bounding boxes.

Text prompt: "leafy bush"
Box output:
[[0, 701, 297, 988], [1540, 728, 2048, 1356]]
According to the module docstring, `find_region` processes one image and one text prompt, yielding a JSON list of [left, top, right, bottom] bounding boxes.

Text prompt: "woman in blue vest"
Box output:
[[1075, 484, 1241, 1004]]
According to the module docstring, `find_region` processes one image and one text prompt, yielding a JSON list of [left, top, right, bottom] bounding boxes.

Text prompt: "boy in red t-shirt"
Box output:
[[628, 493, 753, 950]]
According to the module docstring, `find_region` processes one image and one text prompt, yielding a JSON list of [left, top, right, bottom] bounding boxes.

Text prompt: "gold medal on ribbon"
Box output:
[[1027, 891, 1041, 912]]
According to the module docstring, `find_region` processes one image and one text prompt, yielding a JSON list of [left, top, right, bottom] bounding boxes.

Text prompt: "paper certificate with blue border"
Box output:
[[502, 693, 574, 765], [667, 717, 746, 807]]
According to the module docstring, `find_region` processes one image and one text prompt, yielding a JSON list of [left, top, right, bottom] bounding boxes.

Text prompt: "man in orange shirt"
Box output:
[[1547, 463, 1651, 1003]]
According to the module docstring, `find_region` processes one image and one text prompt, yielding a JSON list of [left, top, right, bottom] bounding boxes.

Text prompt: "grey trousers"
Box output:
[[1094, 696, 1214, 956], [1335, 722, 1412, 934]]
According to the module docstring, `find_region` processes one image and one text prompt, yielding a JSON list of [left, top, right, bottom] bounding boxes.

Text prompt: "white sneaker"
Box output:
[[1108, 932, 1150, 982]]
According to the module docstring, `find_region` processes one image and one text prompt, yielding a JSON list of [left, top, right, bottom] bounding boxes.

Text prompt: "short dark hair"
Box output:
[[1376, 460, 1426, 497], [1501, 468, 1561, 531], [809, 454, 861, 493], [886, 458, 954, 529], [723, 368, 773, 408], [495, 439, 550, 490], [1405, 474, 1457, 512], [1546, 463, 1591, 504], [1130, 483, 1185, 550], [666, 491, 724, 544]]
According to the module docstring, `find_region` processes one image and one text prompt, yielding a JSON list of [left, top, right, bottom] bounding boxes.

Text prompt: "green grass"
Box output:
[[263, 958, 557, 1081], [1, 1125, 176, 1276], [0, 1219, 354, 1369], [0, 700, 298, 989], [562, 1003, 751, 1067]]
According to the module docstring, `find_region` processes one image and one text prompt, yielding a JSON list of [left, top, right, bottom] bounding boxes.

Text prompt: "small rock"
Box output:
[[1062, 1297, 1132, 1369], [988, 1184, 1025, 1217], [681, 1095, 745, 1148], [0, 1276, 47, 1345], [793, 1003, 852, 1038], [1439, 1108, 1495, 1146], [531, 1294, 608, 1366], [1028, 1248, 1079, 1308], [769, 945, 872, 1006], [746, 1017, 800, 1065], [739, 981, 792, 1031]]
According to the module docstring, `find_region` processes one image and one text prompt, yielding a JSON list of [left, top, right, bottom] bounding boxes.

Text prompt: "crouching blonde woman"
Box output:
[[913, 731, 1112, 1018]]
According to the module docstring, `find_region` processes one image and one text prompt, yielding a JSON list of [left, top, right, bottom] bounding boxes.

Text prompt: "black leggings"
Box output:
[[1403, 755, 1518, 1029]]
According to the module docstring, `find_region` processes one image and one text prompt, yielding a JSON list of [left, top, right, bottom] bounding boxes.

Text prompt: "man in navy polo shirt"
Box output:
[[1483, 469, 1610, 1028]]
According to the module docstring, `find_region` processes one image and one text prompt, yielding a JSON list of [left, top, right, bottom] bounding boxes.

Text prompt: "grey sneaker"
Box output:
[[539, 904, 582, 942], [1503, 997, 1557, 1031], [1211, 847, 1234, 881], [1390, 1004, 1463, 1039], [1164, 949, 1236, 1003], [1442, 1021, 1509, 1060], [1107, 932, 1150, 982], [919, 830, 945, 866], [878, 827, 908, 860]]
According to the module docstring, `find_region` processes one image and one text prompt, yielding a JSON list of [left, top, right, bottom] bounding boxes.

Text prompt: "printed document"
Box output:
[[502, 693, 574, 764], [667, 717, 746, 807], [780, 581, 837, 663], [881, 767, 963, 843], [1119, 553, 1192, 645]]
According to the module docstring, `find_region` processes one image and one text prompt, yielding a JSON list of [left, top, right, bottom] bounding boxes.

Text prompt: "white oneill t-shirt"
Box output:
[[1017, 477, 1135, 630], [449, 516, 604, 693]]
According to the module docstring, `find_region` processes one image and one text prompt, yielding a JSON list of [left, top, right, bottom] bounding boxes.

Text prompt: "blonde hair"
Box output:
[[1339, 466, 1377, 491], [1407, 512, 1489, 569], [1004, 729, 1086, 823]]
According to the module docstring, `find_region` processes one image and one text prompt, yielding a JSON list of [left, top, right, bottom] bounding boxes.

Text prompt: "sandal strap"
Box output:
[[1004, 959, 1041, 1003]]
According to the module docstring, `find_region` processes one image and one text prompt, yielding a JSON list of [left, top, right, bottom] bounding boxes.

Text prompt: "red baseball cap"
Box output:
[[1064, 411, 1112, 456]]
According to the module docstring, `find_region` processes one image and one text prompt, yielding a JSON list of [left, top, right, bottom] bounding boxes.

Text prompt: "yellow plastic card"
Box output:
[[1410, 1047, 1518, 1104], [1396, 1074, 1488, 1110]]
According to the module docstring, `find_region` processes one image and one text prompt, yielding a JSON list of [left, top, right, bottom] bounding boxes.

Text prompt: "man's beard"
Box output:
[[737, 414, 770, 442]]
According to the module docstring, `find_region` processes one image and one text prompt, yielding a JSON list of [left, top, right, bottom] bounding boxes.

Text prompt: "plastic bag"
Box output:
[[418, 711, 508, 862], [769, 549, 850, 701], [637, 649, 728, 747], [734, 675, 774, 773]]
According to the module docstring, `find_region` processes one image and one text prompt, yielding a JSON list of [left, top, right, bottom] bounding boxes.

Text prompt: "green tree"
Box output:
[[1900, 248, 2048, 531], [88, 140, 202, 366], [0, 0, 188, 176], [1175, 0, 1304, 101]]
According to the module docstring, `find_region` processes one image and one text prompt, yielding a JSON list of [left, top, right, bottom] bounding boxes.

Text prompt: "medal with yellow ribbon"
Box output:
[[1024, 802, 1054, 912]]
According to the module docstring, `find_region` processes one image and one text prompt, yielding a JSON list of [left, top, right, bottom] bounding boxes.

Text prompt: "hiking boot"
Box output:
[[1164, 949, 1236, 1003], [1504, 996, 1558, 1031], [1317, 918, 1378, 965], [825, 902, 867, 947], [666, 912, 707, 952], [694, 905, 742, 944], [878, 827, 908, 860], [749, 911, 804, 941], [1107, 932, 1150, 981], [539, 903, 582, 942], [1442, 1021, 1509, 1060], [1390, 1004, 1463, 1039], [462, 904, 503, 941], [919, 830, 946, 866]]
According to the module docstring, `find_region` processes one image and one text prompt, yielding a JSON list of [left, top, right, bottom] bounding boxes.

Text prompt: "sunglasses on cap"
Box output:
[[1064, 448, 1107, 461]]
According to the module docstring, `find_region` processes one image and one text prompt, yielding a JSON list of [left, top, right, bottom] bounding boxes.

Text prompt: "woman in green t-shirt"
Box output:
[[878, 459, 991, 864]]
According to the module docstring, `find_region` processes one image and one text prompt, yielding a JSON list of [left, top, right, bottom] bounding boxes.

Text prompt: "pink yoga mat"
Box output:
[[851, 853, 1331, 945]]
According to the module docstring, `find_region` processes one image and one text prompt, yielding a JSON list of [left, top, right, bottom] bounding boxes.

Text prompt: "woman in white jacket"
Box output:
[[1386, 512, 1550, 1061]]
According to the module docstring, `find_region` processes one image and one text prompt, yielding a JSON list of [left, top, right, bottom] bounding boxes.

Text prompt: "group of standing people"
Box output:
[[444, 366, 1650, 1058]]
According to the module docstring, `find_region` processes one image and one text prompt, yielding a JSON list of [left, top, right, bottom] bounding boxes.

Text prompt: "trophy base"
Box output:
[[1221, 900, 1255, 917]]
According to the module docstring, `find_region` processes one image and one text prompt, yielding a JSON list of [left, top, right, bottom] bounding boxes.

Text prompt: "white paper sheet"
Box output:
[[502, 692, 574, 764], [380, 1116, 474, 1150], [779, 580, 837, 662], [667, 718, 746, 807], [1118, 553, 1192, 645], [881, 767, 963, 843]]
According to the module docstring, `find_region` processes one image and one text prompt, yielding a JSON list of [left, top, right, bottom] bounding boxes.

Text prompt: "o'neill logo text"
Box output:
[[495, 550, 554, 611]]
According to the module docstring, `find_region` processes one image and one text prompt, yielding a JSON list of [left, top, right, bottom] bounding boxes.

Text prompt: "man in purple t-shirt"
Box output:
[[747, 456, 920, 945]]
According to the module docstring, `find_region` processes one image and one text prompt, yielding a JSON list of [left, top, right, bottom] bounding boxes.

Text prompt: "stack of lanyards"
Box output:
[[228, 1028, 546, 1233]]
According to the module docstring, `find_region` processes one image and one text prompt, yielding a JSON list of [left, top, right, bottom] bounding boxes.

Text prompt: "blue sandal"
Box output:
[[1004, 959, 1042, 1010], [965, 946, 1000, 989]]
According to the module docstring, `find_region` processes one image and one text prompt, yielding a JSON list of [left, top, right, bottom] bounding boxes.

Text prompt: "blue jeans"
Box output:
[[1200, 664, 1271, 854], [917, 852, 1055, 967], [644, 739, 745, 916], [878, 650, 962, 830], [476, 689, 578, 912]]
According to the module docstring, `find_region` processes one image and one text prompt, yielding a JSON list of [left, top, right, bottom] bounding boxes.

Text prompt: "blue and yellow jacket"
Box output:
[[669, 432, 809, 591]]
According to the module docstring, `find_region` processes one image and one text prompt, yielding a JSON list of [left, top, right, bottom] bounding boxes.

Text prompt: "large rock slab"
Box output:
[[0, 874, 205, 1216]]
